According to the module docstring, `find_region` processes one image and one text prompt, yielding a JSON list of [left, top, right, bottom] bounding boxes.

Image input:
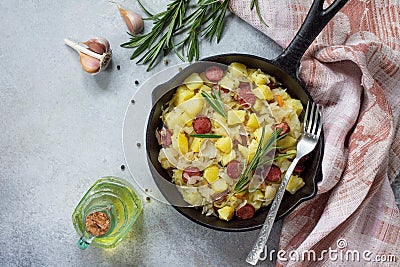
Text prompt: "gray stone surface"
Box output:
[[0, 1, 284, 266]]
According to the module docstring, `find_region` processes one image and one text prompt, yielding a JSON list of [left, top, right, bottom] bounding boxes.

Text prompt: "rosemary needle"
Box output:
[[201, 87, 227, 118]]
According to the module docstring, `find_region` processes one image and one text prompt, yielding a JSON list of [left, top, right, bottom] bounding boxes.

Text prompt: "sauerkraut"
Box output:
[[156, 62, 306, 221]]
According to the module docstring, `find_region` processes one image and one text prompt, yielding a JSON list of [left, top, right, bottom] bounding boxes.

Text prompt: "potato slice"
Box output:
[[253, 99, 265, 113], [190, 137, 204, 153], [253, 126, 273, 144], [174, 85, 195, 106], [247, 139, 259, 162], [228, 62, 247, 77], [211, 178, 228, 193], [177, 133, 188, 154], [277, 135, 297, 149], [181, 188, 203, 206], [250, 69, 270, 86], [184, 73, 203, 90], [179, 94, 204, 119], [286, 175, 305, 194], [247, 113, 259, 129], [172, 169, 183, 186], [218, 206, 235, 221], [165, 109, 188, 129], [215, 137, 232, 154], [237, 144, 248, 159], [227, 110, 246, 125], [264, 185, 277, 205], [204, 165, 219, 183], [252, 85, 274, 101], [284, 99, 303, 116]]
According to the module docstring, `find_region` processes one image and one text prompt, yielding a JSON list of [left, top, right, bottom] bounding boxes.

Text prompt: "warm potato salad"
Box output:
[[156, 62, 307, 221]]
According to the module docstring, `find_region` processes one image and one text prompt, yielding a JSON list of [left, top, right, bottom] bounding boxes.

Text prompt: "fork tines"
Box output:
[[304, 101, 322, 137]]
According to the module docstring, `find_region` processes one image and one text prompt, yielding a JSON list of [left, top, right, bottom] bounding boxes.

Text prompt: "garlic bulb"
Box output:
[[113, 2, 144, 35], [64, 37, 112, 75]]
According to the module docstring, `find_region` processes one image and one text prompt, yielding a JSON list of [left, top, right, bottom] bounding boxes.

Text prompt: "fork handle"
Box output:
[[246, 157, 301, 265]]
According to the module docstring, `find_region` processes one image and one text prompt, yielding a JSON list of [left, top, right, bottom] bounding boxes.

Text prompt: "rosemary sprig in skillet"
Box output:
[[201, 86, 227, 118], [189, 134, 222, 138], [232, 125, 286, 195]]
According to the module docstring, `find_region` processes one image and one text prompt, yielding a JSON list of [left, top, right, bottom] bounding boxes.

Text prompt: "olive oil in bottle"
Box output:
[[72, 176, 142, 249]]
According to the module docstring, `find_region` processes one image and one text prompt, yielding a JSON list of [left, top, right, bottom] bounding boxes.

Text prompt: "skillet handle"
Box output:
[[273, 0, 348, 78]]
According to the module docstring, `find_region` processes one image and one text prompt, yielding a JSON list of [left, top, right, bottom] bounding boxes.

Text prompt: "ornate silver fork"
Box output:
[[246, 101, 322, 265]]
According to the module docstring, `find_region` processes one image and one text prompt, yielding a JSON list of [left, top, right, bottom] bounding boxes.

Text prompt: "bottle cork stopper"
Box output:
[[85, 211, 111, 237]]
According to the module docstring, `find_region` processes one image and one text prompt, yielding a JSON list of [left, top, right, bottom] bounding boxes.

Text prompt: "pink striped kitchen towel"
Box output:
[[229, 0, 400, 266]]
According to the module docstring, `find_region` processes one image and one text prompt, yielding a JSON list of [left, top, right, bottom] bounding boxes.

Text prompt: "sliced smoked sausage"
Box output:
[[213, 84, 229, 93], [265, 165, 282, 182], [294, 156, 309, 173], [193, 117, 212, 134], [205, 66, 224, 82], [156, 127, 172, 147], [239, 81, 250, 90], [226, 160, 243, 179], [275, 122, 290, 135], [236, 203, 255, 219], [182, 166, 202, 183], [237, 87, 256, 109]]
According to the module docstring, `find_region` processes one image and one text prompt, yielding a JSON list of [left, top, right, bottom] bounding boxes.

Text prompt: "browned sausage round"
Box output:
[[240, 134, 248, 146], [193, 117, 212, 134], [237, 87, 256, 109], [239, 81, 250, 90], [156, 127, 172, 147], [182, 166, 202, 183], [275, 122, 290, 135], [226, 160, 243, 179], [205, 66, 224, 82], [267, 82, 276, 89], [294, 156, 309, 173], [265, 165, 282, 182], [213, 84, 229, 93], [236, 203, 255, 219]]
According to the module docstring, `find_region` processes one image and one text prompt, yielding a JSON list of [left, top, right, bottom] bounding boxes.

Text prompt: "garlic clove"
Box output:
[[83, 40, 106, 54], [113, 2, 144, 35], [83, 37, 110, 54], [64, 38, 112, 75], [80, 53, 100, 74]]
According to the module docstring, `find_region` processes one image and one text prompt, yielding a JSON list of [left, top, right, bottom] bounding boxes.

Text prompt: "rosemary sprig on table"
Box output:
[[189, 134, 222, 138], [121, 0, 190, 71], [121, 0, 229, 71], [201, 0, 230, 41], [201, 86, 227, 118], [250, 0, 268, 26], [179, 0, 230, 62], [233, 126, 285, 194], [121, 0, 266, 70]]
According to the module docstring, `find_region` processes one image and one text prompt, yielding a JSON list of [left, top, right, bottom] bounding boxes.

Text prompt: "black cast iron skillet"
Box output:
[[146, 0, 348, 231]]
